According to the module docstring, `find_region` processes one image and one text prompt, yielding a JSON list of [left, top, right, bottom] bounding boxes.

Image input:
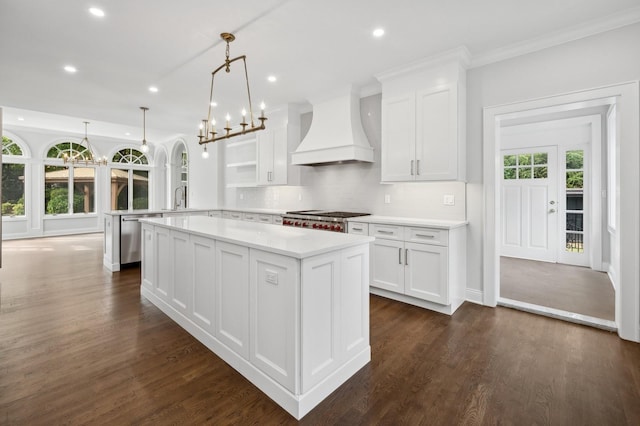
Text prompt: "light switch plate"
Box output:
[[384, 194, 391, 204], [443, 194, 455, 206]]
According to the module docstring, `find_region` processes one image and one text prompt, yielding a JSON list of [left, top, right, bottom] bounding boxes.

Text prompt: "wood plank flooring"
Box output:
[[501, 256, 615, 320], [1, 234, 639, 425]]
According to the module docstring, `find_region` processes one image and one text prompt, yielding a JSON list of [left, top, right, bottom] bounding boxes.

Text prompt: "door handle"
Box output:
[[398, 248, 402, 264], [549, 209, 556, 213], [416, 159, 420, 175], [410, 160, 414, 175], [405, 249, 409, 265]]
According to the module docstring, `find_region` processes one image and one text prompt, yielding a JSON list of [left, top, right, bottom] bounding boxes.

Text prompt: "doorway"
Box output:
[[498, 114, 611, 325], [483, 82, 640, 342]]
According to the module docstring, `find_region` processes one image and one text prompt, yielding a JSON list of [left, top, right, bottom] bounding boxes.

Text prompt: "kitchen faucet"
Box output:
[[174, 186, 185, 210]]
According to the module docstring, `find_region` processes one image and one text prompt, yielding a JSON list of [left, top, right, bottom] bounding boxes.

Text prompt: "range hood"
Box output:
[[291, 90, 374, 166]]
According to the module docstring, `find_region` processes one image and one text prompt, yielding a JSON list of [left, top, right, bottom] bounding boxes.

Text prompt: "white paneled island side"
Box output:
[[139, 216, 374, 420]]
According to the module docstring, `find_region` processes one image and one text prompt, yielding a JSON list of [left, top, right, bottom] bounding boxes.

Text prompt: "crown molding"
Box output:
[[471, 6, 640, 68], [375, 46, 472, 82]]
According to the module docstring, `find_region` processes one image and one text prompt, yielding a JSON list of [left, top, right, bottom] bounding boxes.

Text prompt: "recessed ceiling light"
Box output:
[[125, 132, 131, 136], [17, 117, 25, 121], [64, 65, 77, 73], [267, 75, 277, 83], [373, 28, 385, 38], [149, 86, 158, 93], [210, 101, 218, 107], [89, 8, 105, 17]]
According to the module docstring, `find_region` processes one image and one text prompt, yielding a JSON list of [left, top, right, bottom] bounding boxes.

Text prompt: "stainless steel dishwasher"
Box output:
[[120, 213, 162, 264]]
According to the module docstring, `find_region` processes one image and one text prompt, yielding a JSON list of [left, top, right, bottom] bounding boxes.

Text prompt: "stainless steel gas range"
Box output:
[[281, 210, 370, 233]]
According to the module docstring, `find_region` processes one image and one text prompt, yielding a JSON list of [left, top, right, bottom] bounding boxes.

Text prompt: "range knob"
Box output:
[[323, 224, 330, 230], [335, 225, 342, 232], [295, 221, 301, 227], [302, 222, 308, 227], [312, 223, 318, 228], [330, 225, 336, 231]]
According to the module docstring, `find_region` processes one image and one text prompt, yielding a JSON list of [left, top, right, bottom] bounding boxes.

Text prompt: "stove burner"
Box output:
[[282, 210, 370, 233]]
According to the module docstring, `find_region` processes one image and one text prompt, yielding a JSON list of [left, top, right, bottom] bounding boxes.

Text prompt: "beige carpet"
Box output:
[[500, 256, 615, 321]]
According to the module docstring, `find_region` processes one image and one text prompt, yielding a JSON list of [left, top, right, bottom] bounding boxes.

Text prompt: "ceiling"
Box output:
[[1, 0, 639, 144]]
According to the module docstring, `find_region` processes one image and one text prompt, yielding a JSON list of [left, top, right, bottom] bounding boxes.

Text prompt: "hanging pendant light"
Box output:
[[140, 106, 150, 153], [63, 121, 107, 166], [197, 32, 267, 158]]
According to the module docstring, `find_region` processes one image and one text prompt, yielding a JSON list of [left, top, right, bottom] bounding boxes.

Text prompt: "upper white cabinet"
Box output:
[[377, 47, 469, 182], [224, 104, 300, 188], [257, 127, 288, 185]]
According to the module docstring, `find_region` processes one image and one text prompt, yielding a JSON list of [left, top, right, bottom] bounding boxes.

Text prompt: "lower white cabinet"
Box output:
[[191, 235, 216, 334], [216, 241, 250, 359], [369, 223, 466, 314]]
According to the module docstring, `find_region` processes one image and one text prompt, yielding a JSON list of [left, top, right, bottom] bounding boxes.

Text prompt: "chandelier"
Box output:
[[63, 121, 108, 166], [197, 32, 267, 155], [140, 106, 150, 153]]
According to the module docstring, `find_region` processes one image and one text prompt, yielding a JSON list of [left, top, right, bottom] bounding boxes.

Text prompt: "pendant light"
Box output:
[[140, 106, 149, 153], [63, 121, 107, 166]]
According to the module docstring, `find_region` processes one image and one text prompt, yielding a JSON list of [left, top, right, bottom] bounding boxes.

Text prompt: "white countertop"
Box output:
[[220, 207, 287, 215], [141, 216, 373, 259], [104, 208, 213, 216], [347, 215, 467, 229]]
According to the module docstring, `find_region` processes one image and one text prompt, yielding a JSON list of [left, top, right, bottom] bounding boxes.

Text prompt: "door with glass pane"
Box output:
[[501, 147, 558, 262], [558, 146, 589, 266]]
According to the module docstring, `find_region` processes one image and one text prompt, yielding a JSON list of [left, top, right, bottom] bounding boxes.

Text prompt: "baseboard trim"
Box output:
[[498, 297, 617, 332], [465, 288, 484, 305]]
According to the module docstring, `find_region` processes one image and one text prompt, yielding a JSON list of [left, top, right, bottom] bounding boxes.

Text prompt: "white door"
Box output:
[[501, 147, 558, 262], [381, 94, 416, 182]]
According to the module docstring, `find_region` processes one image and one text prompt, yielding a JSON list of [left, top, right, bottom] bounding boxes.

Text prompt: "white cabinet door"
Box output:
[[415, 85, 458, 181], [381, 94, 416, 182], [215, 241, 250, 359], [370, 238, 404, 292], [256, 130, 274, 186], [257, 127, 288, 186], [191, 235, 216, 334], [141, 225, 154, 291], [171, 230, 192, 314], [404, 242, 449, 304], [250, 249, 299, 392], [155, 226, 172, 302]]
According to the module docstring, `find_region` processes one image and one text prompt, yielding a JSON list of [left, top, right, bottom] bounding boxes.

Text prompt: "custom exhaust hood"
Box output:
[[291, 90, 374, 166]]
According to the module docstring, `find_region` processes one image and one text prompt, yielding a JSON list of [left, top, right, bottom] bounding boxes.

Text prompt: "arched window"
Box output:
[[46, 141, 93, 160], [110, 148, 151, 210], [44, 141, 96, 215], [112, 148, 149, 165], [2, 136, 27, 217]]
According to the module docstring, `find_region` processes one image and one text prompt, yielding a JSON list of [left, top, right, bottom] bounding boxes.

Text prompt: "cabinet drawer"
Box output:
[[370, 224, 402, 240], [404, 227, 448, 246], [348, 222, 369, 235], [226, 211, 243, 220], [208, 210, 222, 218], [243, 213, 258, 222], [256, 214, 273, 224], [273, 216, 283, 225]]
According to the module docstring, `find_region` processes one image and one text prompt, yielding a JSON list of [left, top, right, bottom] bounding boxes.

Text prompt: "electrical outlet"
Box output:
[[298, 193, 303, 201], [443, 194, 455, 206], [239, 192, 244, 200], [384, 194, 391, 204], [265, 270, 278, 285]]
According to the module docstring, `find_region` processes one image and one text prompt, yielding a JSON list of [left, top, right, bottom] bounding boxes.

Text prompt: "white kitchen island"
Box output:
[[139, 216, 373, 420]]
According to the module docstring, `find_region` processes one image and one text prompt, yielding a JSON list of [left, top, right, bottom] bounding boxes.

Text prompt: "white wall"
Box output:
[[466, 22, 640, 295], [225, 94, 467, 220]]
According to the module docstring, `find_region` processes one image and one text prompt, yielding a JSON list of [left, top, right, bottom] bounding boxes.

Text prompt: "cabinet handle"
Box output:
[[377, 230, 394, 235], [410, 160, 414, 175], [352, 227, 362, 231], [415, 233, 435, 238], [416, 159, 420, 175], [405, 249, 409, 265], [398, 248, 402, 264]]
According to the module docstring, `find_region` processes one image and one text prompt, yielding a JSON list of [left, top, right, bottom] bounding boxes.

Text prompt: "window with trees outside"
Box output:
[[44, 142, 96, 214], [2, 136, 26, 217], [110, 148, 150, 210]]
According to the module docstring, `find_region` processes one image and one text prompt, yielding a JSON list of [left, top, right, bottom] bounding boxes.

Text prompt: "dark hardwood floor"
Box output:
[[1, 234, 639, 425]]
